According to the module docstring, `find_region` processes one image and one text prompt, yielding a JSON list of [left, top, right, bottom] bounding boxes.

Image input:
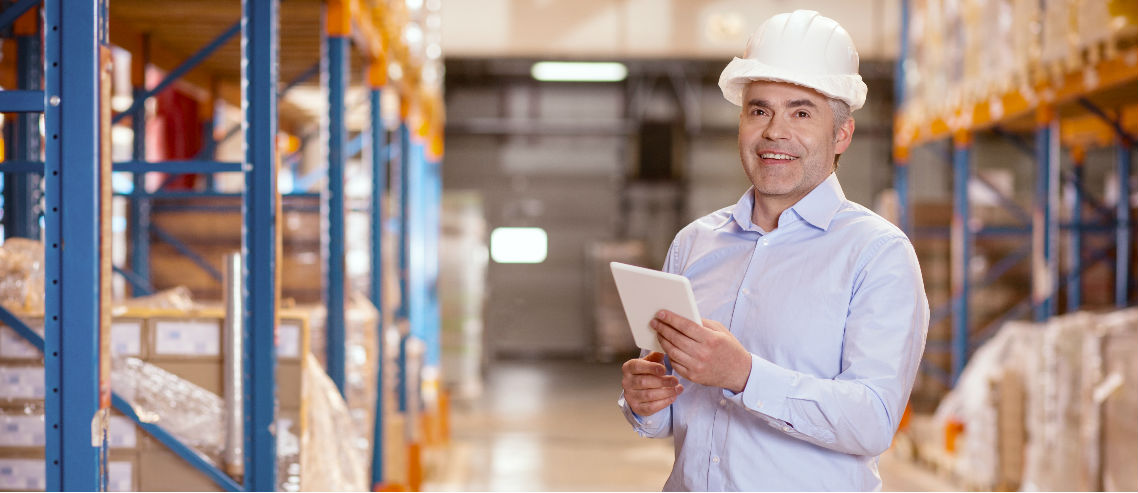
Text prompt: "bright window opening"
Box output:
[[531, 62, 628, 82], [490, 227, 548, 264]]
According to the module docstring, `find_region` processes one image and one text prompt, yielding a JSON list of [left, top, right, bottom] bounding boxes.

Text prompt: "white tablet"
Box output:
[[610, 262, 703, 353]]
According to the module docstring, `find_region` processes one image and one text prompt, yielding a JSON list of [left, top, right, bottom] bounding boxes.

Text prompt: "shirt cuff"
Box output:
[[723, 353, 798, 423], [618, 393, 670, 437]]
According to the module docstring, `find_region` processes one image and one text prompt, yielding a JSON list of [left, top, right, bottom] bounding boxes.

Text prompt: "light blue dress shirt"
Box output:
[[619, 173, 929, 491]]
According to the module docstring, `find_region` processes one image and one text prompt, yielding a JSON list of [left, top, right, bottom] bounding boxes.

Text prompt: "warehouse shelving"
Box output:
[[893, 0, 1137, 385], [0, 0, 446, 490]]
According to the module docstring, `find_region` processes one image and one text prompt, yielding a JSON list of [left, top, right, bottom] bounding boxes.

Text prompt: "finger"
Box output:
[[630, 385, 682, 402], [623, 370, 678, 391], [652, 317, 697, 349], [656, 329, 694, 367], [627, 359, 667, 377], [629, 374, 679, 390], [702, 318, 727, 332], [633, 390, 684, 416], [655, 310, 706, 343], [666, 354, 692, 381]]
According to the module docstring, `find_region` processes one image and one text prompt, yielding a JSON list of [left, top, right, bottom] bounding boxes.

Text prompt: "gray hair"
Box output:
[[828, 98, 851, 168], [828, 98, 851, 138]]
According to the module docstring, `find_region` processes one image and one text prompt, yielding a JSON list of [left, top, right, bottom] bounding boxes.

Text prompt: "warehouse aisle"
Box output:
[[425, 359, 962, 491]]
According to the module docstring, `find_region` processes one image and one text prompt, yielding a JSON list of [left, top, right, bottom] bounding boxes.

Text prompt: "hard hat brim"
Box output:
[[718, 57, 867, 111]]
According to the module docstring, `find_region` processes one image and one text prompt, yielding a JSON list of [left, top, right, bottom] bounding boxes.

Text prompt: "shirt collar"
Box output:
[[792, 173, 846, 231], [715, 173, 846, 232]]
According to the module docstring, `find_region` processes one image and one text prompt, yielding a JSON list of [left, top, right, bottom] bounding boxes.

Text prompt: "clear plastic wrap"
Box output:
[[300, 352, 368, 491], [110, 356, 226, 465], [939, 309, 1138, 491], [933, 320, 1039, 490], [0, 237, 45, 313], [304, 293, 381, 469]]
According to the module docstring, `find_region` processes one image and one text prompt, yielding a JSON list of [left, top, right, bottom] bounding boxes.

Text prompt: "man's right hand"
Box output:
[[621, 351, 684, 417]]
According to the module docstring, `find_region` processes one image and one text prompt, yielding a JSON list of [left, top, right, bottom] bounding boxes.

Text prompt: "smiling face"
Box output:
[[737, 80, 854, 208]]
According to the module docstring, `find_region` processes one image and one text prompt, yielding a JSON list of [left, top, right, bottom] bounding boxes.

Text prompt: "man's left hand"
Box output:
[[651, 310, 751, 393]]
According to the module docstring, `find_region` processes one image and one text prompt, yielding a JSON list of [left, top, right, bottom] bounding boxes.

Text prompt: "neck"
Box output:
[[750, 190, 799, 232]]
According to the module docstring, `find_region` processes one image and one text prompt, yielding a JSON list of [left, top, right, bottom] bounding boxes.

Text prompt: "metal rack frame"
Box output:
[[893, 0, 1137, 385], [0, 0, 446, 489]]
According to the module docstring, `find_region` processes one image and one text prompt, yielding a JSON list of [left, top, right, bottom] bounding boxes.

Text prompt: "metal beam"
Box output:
[[1033, 110, 1060, 320], [43, 0, 105, 489], [241, 0, 279, 489], [1117, 142, 1132, 307], [396, 120, 411, 412], [0, 89, 44, 112], [1078, 98, 1138, 147], [113, 160, 243, 173], [151, 225, 224, 282], [112, 265, 155, 296], [368, 85, 388, 490], [2, 30, 44, 240], [1066, 150, 1085, 312], [323, 30, 349, 395], [0, 0, 38, 30], [950, 132, 971, 384], [129, 35, 151, 297], [112, 21, 240, 124]]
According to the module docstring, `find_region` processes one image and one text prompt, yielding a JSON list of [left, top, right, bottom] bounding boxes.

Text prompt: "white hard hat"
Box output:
[[718, 10, 867, 111]]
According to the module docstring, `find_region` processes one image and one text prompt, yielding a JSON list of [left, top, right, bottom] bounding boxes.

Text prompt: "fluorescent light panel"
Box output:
[[531, 61, 627, 82], [490, 227, 548, 264]]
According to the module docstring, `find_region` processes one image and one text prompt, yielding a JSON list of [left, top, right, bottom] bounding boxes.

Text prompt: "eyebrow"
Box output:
[[746, 98, 819, 109]]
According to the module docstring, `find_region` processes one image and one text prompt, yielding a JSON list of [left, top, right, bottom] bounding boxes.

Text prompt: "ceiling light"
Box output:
[[490, 227, 548, 264], [531, 62, 627, 82]]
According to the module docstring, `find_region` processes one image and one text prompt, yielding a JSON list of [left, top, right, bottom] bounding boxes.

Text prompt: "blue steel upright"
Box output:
[[950, 132, 971, 384], [241, 0, 279, 490], [323, 24, 348, 395], [1066, 151, 1084, 312], [1118, 142, 1132, 307], [424, 151, 441, 370], [1034, 112, 1059, 320], [2, 20, 43, 240], [129, 36, 150, 293], [368, 85, 388, 488], [43, 0, 105, 489], [397, 119, 411, 412]]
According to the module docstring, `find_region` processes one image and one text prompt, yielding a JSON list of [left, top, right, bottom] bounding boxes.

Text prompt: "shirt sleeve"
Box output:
[[723, 236, 929, 456], [618, 391, 673, 438], [617, 237, 685, 438]]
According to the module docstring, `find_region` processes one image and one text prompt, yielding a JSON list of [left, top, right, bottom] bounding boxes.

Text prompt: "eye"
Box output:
[[795, 110, 810, 118], [750, 108, 767, 116]]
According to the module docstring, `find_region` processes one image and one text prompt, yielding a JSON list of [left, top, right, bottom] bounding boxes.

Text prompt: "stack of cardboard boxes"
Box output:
[[0, 306, 311, 491]]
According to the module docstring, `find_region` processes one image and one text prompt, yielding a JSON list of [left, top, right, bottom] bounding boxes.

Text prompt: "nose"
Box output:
[[762, 115, 789, 141]]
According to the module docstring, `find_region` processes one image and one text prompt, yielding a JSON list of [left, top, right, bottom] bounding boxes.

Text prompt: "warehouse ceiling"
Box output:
[[440, 0, 901, 61], [97, 0, 900, 137]]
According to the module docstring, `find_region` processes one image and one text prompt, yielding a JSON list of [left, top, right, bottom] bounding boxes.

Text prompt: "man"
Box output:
[[618, 10, 929, 491]]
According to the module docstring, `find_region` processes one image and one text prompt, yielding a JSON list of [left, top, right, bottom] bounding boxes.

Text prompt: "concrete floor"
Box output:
[[425, 359, 960, 491]]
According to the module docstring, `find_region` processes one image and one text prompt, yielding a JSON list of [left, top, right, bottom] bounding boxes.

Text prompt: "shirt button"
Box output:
[[754, 400, 762, 409], [719, 398, 726, 406], [782, 425, 792, 433], [645, 420, 653, 426], [761, 238, 770, 246], [712, 456, 720, 464]]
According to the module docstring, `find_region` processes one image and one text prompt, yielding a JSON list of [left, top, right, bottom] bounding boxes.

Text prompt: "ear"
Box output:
[[834, 117, 855, 154]]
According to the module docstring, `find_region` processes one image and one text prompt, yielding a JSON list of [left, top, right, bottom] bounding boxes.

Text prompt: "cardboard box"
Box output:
[[137, 435, 223, 492], [148, 317, 222, 359], [0, 449, 136, 492], [0, 318, 43, 363], [0, 365, 44, 404], [0, 453, 44, 492]]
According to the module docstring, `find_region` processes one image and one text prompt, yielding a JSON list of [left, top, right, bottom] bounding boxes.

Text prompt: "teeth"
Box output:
[[760, 153, 795, 160]]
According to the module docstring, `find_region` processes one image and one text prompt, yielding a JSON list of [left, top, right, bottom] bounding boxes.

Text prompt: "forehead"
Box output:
[[742, 80, 828, 105]]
